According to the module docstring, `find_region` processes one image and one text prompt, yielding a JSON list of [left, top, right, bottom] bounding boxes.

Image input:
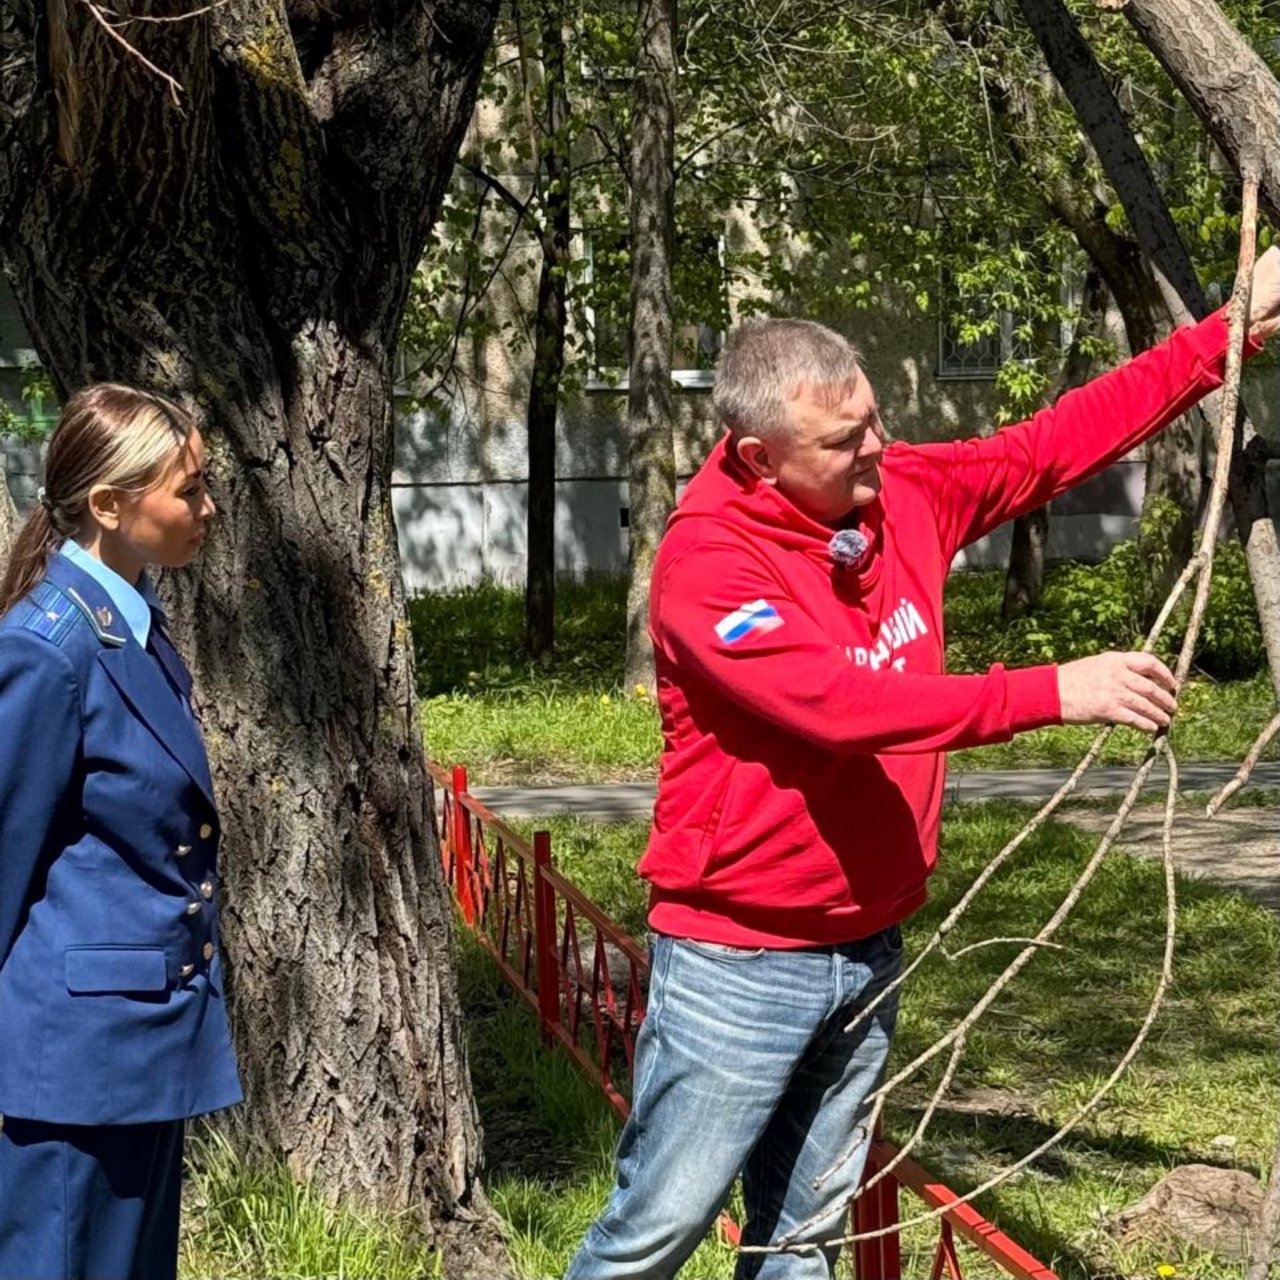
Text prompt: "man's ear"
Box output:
[[734, 434, 779, 485], [87, 483, 123, 532]]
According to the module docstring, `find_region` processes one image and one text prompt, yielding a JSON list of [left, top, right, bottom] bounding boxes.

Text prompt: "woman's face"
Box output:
[[88, 430, 216, 581], [118, 430, 216, 571]]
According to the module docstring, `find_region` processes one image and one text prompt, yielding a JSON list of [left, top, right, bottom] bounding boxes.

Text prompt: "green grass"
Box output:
[[415, 574, 1279, 785], [180, 1130, 440, 1279], [423, 688, 661, 785], [172, 802, 1279, 1277], [474, 803, 1280, 1279], [423, 672, 1280, 786], [410, 577, 628, 698]]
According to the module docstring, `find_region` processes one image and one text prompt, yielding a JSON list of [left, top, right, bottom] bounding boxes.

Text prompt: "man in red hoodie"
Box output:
[[566, 248, 1280, 1280]]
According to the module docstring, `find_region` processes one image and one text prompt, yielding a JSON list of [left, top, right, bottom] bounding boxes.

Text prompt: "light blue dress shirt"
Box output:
[[58, 540, 163, 649]]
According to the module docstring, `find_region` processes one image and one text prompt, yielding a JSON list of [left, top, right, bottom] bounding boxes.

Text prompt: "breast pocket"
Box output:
[[65, 946, 169, 996]]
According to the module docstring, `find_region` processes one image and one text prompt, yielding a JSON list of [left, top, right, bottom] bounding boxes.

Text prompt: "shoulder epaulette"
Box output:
[[13, 581, 127, 648]]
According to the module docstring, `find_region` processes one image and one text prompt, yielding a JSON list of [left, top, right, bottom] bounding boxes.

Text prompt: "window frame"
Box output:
[[581, 229, 724, 393]]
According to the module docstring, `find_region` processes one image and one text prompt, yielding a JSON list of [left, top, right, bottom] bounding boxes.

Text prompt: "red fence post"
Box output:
[[854, 1141, 903, 1280], [452, 765, 476, 926], [533, 831, 560, 1045]]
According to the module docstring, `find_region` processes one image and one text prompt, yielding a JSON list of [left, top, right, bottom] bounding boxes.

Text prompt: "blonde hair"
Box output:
[[1, 383, 194, 616]]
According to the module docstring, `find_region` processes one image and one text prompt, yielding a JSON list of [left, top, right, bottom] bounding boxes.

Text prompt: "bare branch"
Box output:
[[78, 0, 185, 105], [941, 937, 1068, 961], [1206, 709, 1280, 816], [97, 1, 226, 23]]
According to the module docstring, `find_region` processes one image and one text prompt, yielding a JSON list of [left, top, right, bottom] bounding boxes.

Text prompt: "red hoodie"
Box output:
[[640, 308, 1251, 948]]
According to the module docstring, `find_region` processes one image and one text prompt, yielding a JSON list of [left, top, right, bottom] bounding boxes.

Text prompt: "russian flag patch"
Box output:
[[715, 599, 784, 645]]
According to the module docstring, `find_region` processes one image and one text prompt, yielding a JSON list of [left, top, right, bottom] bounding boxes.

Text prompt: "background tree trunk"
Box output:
[[1003, 270, 1107, 620], [0, 467, 16, 565], [1025, 0, 1280, 694], [0, 2, 506, 1267], [524, 4, 571, 662], [1016, 0, 1207, 608], [935, 0, 1203, 611], [623, 0, 678, 693], [1002, 506, 1049, 621]]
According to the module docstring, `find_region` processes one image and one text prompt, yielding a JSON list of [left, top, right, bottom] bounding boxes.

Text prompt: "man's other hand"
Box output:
[[1249, 244, 1280, 342], [1057, 651, 1178, 733]]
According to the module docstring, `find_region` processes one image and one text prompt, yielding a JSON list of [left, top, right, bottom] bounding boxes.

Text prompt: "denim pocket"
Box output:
[[681, 939, 767, 962], [882, 924, 904, 955]]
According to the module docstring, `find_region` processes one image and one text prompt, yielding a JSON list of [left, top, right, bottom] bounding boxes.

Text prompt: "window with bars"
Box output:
[[936, 279, 1031, 381]]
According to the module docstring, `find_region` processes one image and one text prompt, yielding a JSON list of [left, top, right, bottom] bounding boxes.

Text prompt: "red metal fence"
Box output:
[[431, 761, 1060, 1280]]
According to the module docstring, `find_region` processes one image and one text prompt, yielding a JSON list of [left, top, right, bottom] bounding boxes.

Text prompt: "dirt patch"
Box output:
[[1065, 803, 1279, 912]]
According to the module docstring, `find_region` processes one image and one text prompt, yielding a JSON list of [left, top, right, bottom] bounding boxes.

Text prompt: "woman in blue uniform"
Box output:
[[0, 384, 241, 1280]]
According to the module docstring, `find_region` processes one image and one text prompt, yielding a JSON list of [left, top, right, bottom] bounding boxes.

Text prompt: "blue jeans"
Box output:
[[565, 927, 903, 1280]]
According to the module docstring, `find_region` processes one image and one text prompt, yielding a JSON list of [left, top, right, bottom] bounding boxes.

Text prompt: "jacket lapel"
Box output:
[[96, 644, 216, 805], [44, 556, 216, 806]]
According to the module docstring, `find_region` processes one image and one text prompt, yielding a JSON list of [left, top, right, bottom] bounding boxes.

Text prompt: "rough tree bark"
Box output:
[[0, 468, 16, 564], [524, 3, 571, 662], [0, 2, 505, 1268], [1003, 270, 1107, 620], [1024, 0, 1280, 694], [623, 0, 678, 693], [1122, 0, 1280, 220]]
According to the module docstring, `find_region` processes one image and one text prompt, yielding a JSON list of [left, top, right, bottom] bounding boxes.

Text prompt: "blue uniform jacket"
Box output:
[[0, 553, 242, 1124]]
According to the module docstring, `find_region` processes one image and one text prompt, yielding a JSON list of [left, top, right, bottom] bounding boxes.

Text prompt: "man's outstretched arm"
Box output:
[[654, 542, 1177, 754], [913, 245, 1280, 558]]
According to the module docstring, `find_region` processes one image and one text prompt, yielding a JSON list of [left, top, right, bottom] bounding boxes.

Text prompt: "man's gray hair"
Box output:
[[713, 318, 864, 441]]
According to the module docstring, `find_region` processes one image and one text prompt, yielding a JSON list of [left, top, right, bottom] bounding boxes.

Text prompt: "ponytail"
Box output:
[[0, 501, 66, 617]]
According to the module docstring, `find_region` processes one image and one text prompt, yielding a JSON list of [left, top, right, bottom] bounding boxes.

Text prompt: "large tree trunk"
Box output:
[[623, 0, 678, 693], [998, 47, 1204, 609], [1003, 270, 1107, 620], [1023, 0, 1280, 694], [524, 4, 571, 663], [1122, 0, 1280, 223], [1015, 0, 1205, 308], [1014, 0, 1207, 600], [0, 2, 505, 1266], [1104, 255, 1202, 615]]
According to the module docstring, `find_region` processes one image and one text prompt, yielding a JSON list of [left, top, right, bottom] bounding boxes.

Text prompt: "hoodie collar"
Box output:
[[673, 436, 885, 590]]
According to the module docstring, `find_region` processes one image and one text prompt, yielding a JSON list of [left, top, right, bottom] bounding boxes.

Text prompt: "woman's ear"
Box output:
[[86, 483, 122, 533]]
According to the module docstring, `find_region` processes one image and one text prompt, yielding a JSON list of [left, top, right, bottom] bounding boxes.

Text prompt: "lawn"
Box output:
[[170, 811, 1278, 1278], [466, 802, 1280, 1280], [416, 573, 1280, 785]]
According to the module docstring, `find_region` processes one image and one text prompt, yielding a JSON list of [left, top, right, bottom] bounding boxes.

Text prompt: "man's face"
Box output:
[[738, 374, 886, 526]]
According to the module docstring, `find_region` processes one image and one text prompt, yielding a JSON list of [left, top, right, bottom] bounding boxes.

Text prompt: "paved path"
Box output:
[[1068, 805, 1280, 912], [472, 762, 1280, 821], [472, 764, 1279, 913]]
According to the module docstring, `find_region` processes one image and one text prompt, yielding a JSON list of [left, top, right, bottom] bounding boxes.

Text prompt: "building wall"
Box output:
[[8, 260, 1280, 594]]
